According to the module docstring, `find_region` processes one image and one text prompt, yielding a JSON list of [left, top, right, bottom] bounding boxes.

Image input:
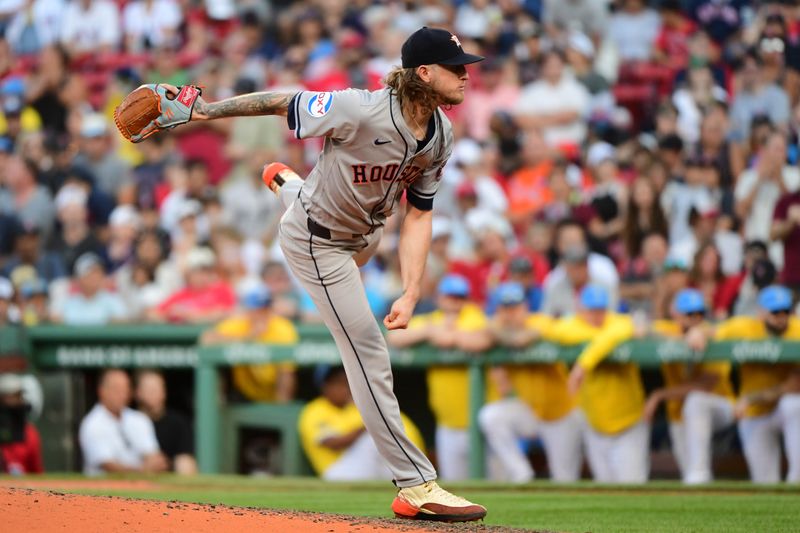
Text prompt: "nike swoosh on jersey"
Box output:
[[374, 138, 392, 145]]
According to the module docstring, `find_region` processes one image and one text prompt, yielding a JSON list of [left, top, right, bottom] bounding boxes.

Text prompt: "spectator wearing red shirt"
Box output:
[[0, 374, 43, 475], [148, 247, 236, 323], [306, 30, 369, 92], [463, 57, 520, 142], [688, 242, 739, 320], [771, 189, 800, 296], [449, 223, 511, 305], [654, 0, 696, 72], [451, 214, 552, 308]]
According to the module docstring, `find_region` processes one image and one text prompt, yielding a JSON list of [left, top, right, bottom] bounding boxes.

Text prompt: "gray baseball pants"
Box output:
[[278, 183, 436, 487]]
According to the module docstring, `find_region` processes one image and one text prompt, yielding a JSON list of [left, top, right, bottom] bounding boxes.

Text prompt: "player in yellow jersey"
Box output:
[[387, 274, 488, 480], [734, 366, 800, 483], [299, 366, 425, 480], [642, 289, 735, 484], [564, 285, 648, 483], [201, 285, 298, 402], [711, 285, 800, 483], [477, 282, 583, 482]]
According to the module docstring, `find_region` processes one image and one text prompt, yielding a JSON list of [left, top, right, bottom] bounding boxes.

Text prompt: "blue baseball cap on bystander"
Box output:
[[758, 285, 793, 313], [579, 284, 609, 310], [674, 289, 706, 315], [240, 285, 272, 310], [437, 274, 470, 298], [494, 282, 526, 306]]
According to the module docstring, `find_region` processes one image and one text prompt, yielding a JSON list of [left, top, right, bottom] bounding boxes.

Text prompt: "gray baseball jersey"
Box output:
[[278, 86, 454, 487], [287, 88, 453, 234]]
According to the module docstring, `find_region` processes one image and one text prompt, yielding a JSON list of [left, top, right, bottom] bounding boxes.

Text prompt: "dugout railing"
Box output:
[[19, 324, 800, 478]]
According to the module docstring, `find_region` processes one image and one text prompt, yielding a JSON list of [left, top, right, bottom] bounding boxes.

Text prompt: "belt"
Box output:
[[307, 217, 361, 240]]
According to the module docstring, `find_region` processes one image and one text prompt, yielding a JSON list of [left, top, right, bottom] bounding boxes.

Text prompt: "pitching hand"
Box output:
[[384, 293, 416, 330]]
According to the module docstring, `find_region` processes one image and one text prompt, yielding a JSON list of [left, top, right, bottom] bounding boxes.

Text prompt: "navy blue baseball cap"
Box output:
[[495, 282, 526, 306], [674, 288, 706, 315], [402, 27, 485, 69], [240, 285, 272, 310], [580, 284, 609, 310], [437, 274, 470, 298], [758, 285, 793, 312]]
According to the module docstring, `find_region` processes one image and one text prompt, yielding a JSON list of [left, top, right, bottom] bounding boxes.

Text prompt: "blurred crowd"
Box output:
[[3, 0, 800, 326]]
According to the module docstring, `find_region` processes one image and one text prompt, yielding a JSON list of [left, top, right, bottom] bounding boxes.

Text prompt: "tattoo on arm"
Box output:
[[194, 92, 293, 119]]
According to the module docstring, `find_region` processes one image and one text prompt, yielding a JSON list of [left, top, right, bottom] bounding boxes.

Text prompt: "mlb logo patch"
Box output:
[[307, 92, 333, 118]]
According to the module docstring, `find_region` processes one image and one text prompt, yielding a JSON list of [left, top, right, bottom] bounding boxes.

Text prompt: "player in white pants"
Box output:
[[434, 426, 470, 481], [564, 285, 649, 483], [735, 370, 800, 483], [583, 421, 650, 483], [299, 366, 427, 481], [680, 391, 735, 483], [643, 289, 736, 484], [325, 431, 394, 481], [480, 399, 584, 482], [477, 282, 584, 482], [387, 274, 489, 481], [139, 26, 489, 522], [713, 286, 800, 483]]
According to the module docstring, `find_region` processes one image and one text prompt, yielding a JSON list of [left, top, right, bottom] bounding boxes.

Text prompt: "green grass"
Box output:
[[9, 476, 800, 533]]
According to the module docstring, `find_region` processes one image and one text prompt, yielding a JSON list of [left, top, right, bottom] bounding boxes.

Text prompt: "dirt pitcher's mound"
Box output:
[[1, 487, 527, 533]]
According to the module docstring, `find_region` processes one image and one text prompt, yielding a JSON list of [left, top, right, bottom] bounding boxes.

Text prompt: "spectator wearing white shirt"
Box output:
[[79, 369, 168, 476], [220, 159, 281, 242], [122, 0, 182, 52], [606, 0, 661, 62], [5, 0, 65, 55], [542, 220, 620, 316], [0, 0, 24, 33], [669, 204, 741, 276], [0, 156, 55, 243], [453, 0, 502, 41], [72, 113, 132, 198], [516, 49, 590, 148], [51, 252, 129, 325], [60, 0, 121, 55], [449, 139, 508, 217], [660, 156, 716, 249], [541, 244, 619, 317], [566, 31, 614, 119], [728, 50, 791, 144], [542, 0, 609, 41], [735, 131, 800, 269]]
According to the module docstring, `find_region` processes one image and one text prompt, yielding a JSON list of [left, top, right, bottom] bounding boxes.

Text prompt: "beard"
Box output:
[[438, 90, 464, 106], [765, 320, 789, 337]]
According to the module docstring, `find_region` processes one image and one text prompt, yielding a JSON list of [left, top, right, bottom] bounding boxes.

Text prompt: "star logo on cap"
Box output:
[[450, 34, 462, 48]]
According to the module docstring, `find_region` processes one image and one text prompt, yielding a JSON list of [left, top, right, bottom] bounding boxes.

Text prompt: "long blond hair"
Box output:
[[384, 66, 440, 112]]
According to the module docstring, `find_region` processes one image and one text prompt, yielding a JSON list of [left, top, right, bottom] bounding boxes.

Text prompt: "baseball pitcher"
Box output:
[[117, 27, 487, 521]]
